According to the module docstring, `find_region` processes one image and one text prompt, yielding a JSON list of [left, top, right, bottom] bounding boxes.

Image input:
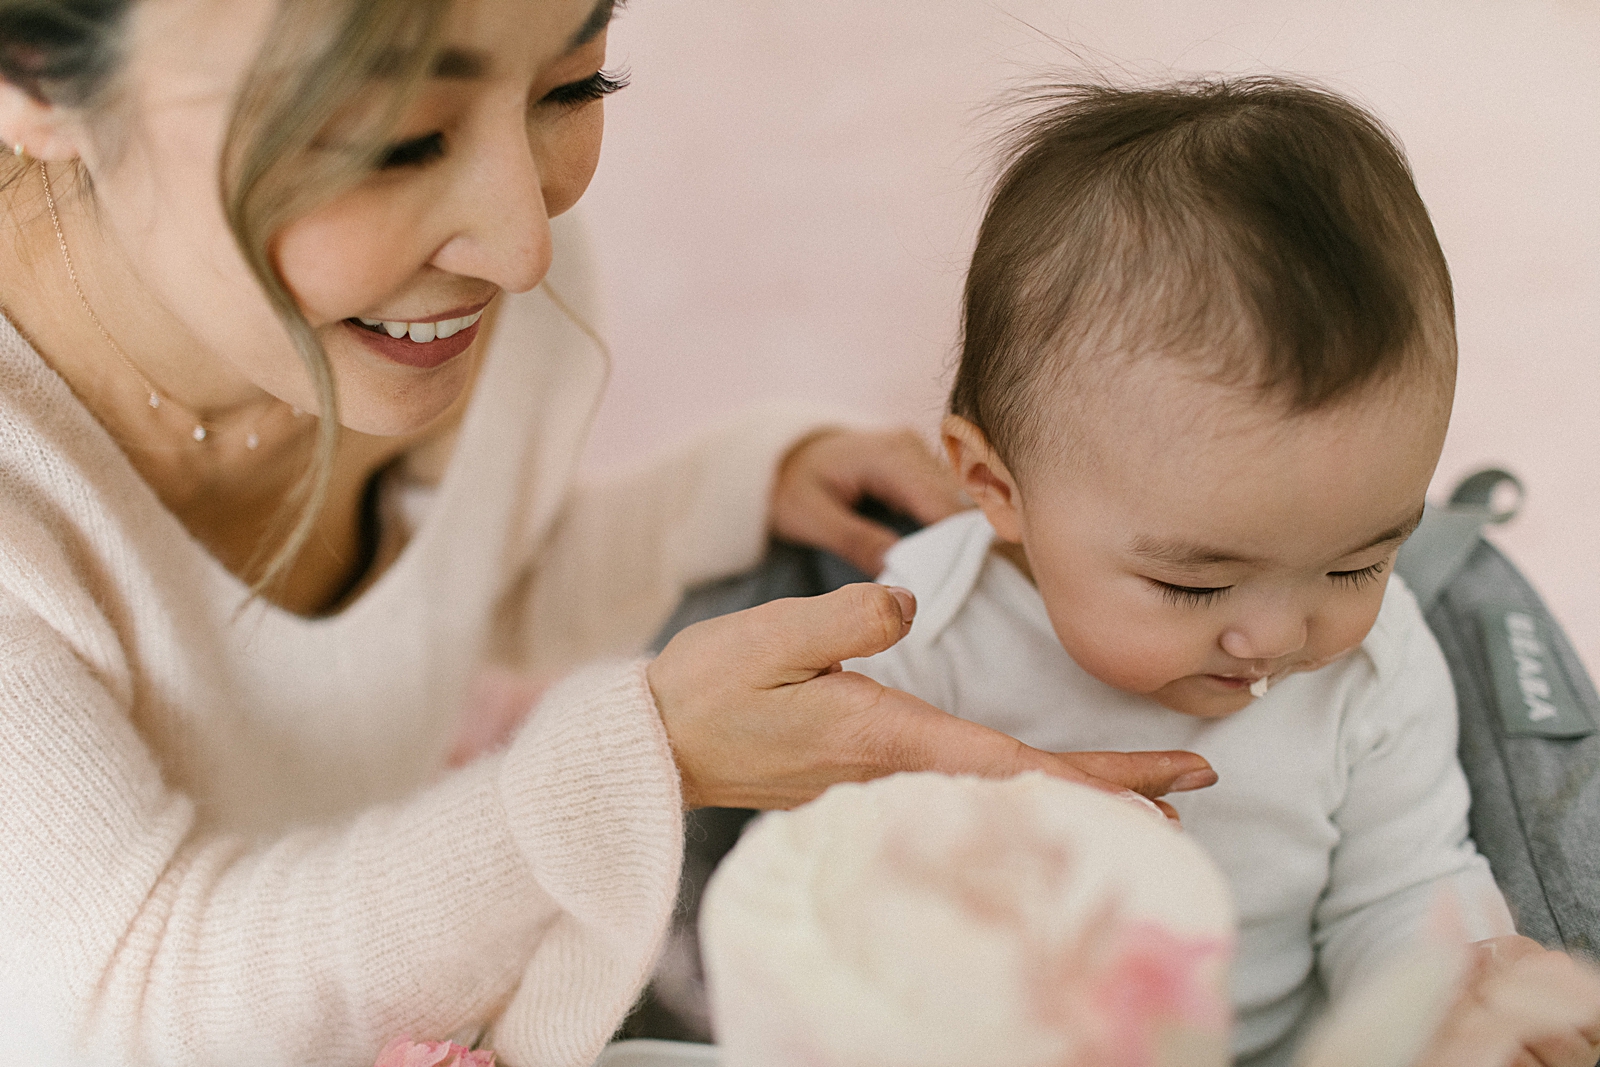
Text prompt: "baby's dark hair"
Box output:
[[951, 76, 1456, 471]]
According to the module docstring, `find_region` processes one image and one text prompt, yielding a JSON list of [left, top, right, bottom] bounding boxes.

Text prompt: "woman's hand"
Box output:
[[647, 582, 1217, 812], [771, 428, 967, 576], [1418, 936, 1600, 1067]]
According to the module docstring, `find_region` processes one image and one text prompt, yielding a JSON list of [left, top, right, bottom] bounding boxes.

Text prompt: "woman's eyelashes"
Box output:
[[541, 68, 630, 107], [378, 132, 446, 170], [375, 70, 630, 170]]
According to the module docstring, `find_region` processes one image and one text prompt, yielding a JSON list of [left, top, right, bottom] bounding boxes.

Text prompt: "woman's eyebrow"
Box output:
[[410, 0, 624, 81], [433, 48, 489, 79], [567, 0, 623, 51]]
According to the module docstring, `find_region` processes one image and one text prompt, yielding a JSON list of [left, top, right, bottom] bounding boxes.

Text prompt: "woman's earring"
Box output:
[[11, 144, 23, 159]]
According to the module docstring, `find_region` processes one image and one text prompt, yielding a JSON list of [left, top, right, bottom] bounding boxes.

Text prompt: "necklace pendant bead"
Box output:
[[148, 393, 161, 409], [245, 433, 260, 450], [192, 425, 207, 442]]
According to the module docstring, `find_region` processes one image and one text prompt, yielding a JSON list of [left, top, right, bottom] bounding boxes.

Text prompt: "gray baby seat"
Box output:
[[620, 470, 1600, 1043], [1394, 469, 1599, 960]]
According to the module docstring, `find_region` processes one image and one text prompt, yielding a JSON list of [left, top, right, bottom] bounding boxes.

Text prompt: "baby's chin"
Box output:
[[1147, 679, 1256, 720], [1066, 663, 1256, 719]]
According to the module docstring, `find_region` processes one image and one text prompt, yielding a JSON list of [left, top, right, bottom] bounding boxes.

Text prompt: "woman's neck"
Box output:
[[1, 163, 442, 615]]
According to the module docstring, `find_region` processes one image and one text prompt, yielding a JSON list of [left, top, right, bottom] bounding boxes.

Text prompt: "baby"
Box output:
[[846, 77, 1599, 1066]]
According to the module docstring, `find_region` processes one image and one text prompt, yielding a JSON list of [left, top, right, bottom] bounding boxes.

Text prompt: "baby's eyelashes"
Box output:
[[1150, 580, 1233, 607], [1148, 558, 1395, 607], [1327, 560, 1389, 589]]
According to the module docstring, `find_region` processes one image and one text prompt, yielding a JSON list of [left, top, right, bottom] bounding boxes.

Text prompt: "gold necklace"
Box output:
[[40, 161, 279, 448]]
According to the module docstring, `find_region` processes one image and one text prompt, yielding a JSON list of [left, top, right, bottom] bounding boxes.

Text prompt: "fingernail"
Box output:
[[884, 585, 916, 625], [1118, 790, 1165, 820], [1172, 769, 1218, 791]]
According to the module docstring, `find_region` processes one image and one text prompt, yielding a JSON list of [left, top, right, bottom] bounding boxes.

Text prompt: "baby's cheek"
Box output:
[[1307, 593, 1387, 669], [1054, 613, 1204, 695]]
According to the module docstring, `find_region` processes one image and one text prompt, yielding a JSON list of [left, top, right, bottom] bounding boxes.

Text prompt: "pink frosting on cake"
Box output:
[[701, 772, 1237, 1067]]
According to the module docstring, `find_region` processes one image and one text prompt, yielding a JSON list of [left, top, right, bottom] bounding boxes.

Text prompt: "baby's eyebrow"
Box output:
[[1127, 538, 1255, 568], [1127, 506, 1427, 570], [1337, 505, 1428, 558]]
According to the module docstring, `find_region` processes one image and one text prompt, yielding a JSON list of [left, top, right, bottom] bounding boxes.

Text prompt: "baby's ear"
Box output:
[[941, 415, 1025, 542]]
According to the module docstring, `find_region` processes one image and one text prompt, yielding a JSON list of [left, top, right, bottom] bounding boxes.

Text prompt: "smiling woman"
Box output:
[[0, 1, 1218, 1064]]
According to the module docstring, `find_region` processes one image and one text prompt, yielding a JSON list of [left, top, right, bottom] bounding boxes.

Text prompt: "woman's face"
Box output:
[[74, 0, 615, 434]]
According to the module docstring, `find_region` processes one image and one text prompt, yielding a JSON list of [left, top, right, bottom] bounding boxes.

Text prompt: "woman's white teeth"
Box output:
[[356, 311, 484, 342]]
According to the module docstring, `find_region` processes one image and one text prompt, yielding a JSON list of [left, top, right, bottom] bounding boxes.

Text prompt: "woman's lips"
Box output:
[[343, 314, 482, 370]]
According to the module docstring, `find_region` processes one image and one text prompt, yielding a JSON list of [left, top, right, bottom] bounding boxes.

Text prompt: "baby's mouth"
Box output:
[[348, 310, 485, 344], [1203, 671, 1277, 696]]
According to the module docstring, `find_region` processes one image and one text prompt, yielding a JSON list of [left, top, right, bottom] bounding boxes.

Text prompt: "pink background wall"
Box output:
[[577, 1, 1600, 676]]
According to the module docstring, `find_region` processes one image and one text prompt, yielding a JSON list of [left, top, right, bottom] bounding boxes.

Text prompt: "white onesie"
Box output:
[[846, 511, 1512, 1066]]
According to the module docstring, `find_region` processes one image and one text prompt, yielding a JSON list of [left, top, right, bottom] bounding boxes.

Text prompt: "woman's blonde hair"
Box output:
[[2, 0, 456, 597]]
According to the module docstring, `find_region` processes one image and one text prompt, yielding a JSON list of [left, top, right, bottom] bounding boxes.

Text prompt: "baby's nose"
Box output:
[[1220, 616, 1307, 662]]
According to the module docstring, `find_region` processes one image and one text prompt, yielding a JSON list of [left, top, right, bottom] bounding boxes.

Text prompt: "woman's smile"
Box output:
[[343, 301, 491, 369]]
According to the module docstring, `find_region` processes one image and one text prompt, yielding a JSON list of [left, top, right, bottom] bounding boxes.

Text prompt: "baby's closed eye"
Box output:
[[1328, 561, 1388, 589], [1148, 580, 1232, 607]]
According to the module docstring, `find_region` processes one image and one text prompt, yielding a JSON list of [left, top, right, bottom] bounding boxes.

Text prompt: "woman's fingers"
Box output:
[[855, 429, 968, 526], [651, 589, 1219, 812], [770, 428, 967, 576], [650, 585, 918, 808], [822, 687, 1209, 820], [1050, 750, 1219, 798], [661, 584, 916, 691], [781, 479, 901, 576]]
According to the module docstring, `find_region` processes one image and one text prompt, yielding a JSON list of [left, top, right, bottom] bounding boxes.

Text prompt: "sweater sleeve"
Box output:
[[0, 594, 681, 1067], [508, 402, 853, 671], [1311, 594, 1514, 1005]]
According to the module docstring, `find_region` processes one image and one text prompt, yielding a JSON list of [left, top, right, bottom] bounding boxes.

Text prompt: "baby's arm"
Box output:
[[1312, 599, 1514, 1002], [1301, 587, 1600, 1066]]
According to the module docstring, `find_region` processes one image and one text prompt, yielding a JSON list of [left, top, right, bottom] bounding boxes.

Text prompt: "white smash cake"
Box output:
[[700, 772, 1237, 1067]]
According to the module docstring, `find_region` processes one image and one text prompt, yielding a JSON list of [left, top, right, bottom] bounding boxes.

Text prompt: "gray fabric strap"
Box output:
[[1396, 469, 1523, 614]]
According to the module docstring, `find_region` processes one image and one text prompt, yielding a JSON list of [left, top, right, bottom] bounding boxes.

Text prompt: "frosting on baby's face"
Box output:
[[947, 359, 1447, 719], [701, 772, 1237, 1067]]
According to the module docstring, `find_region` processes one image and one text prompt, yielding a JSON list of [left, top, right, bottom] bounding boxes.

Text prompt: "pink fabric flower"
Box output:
[[372, 1037, 496, 1067]]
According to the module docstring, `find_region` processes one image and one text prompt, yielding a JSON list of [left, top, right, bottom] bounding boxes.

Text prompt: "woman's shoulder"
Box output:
[[0, 317, 162, 633], [0, 310, 118, 471]]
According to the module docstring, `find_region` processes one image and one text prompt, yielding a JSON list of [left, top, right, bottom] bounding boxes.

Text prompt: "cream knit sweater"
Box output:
[[0, 216, 831, 1067]]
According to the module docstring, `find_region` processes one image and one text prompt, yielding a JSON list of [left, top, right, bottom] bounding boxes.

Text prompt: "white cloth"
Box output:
[[0, 213, 840, 1067], [846, 511, 1512, 1066]]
